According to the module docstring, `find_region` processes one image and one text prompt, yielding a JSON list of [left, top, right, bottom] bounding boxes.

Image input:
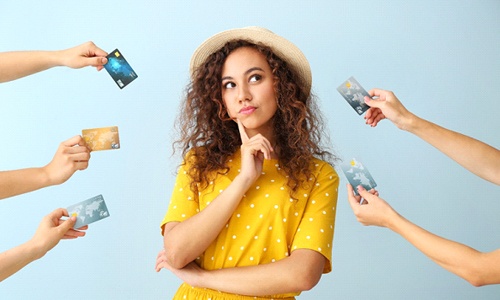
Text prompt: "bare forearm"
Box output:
[[0, 168, 50, 200], [389, 214, 499, 286], [0, 51, 63, 83], [164, 175, 253, 268], [203, 263, 299, 296], [0, 240, 44, 282], [197, 250, 324, 296], [407, 116, 500, 185]]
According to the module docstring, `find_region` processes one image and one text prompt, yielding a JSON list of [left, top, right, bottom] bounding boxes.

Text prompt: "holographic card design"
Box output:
[[104, 49, 138, 89]]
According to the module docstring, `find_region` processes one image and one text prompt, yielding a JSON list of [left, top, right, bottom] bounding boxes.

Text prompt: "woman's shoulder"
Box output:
[[311, 157, 338, 176], [175, 148, 204, 173]]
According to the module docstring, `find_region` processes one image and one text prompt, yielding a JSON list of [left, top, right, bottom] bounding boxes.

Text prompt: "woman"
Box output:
[[156, 27, 339, 299]]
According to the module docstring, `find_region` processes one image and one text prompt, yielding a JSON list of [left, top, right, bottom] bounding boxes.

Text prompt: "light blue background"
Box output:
[[1, 1, 498, 299]]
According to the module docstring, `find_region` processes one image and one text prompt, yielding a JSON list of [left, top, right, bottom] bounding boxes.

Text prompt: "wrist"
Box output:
[[405, 114, 432, 137], [385, 210, 405, 233], [398, 112, 419, 132], [233, 174, 255, 192], [24, 239, 47, 261], [41, 50, 63, 68], [196, 267, 211, 289], [39, 166, 56, 187]]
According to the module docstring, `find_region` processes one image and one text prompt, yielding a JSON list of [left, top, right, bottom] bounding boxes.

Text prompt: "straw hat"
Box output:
[[190, 26, 312, 96]]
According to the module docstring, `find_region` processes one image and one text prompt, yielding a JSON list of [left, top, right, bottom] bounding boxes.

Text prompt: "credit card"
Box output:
[[67, 194, 110, 228], [341, 157, 377, 196], [337, 76, 371, 115], [82, 126, 120, 151], [104, 49, 138, 89]]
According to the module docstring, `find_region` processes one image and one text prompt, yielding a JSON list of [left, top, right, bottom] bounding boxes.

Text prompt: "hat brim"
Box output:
[[190, 27, 312, 95]]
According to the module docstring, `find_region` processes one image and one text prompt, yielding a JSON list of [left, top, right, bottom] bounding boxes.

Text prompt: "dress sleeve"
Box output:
[[291, 162, 339, 273], [160, 163, 199, 235]]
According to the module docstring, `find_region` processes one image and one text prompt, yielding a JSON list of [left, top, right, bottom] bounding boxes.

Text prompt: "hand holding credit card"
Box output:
[[337, 76, 371, 115], [341, 158, 377, 199], [104, 49, 138, 89], [67, 194, 110, 228], [82, 126, 120, 151]]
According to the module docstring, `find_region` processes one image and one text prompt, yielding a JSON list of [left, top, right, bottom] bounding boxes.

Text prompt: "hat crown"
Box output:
[[190, 26, 312, 96], [241, 26, 273, 33]]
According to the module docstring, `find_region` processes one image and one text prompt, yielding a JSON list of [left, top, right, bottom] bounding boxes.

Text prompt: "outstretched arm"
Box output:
[[0, 208, 87, 282], [0, 136, 90, 200], [0, 41, 107, 83], [156, 248, 326, 296], [347, 184, 500, 286], [364, 89, 500, 185]]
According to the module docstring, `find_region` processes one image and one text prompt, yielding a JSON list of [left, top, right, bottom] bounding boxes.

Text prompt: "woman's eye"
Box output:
[[223, 82, 236, 89], [249, 74, 262, 82]]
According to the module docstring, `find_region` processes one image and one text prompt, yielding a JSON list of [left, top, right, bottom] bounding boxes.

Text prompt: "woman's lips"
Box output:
[[239, 106, 256, 115]]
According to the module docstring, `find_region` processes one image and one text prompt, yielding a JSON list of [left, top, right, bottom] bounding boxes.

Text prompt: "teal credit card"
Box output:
[[67, 194, 110, 228]]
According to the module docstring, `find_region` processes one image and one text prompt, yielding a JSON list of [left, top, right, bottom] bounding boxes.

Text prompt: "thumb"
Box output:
[[346, 184, 360, 208], [364, 96, 380, 108], [365, 88, 388, 107], [96, 56, 108, 66], [356, 185, 374, 202], [63, 135, 85, 147], [59, 216, 77, 234], [87, 56, 108, 66]]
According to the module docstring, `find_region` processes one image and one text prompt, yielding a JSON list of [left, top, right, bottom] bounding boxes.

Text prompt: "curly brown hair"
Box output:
[[174, 40, 336, 197]]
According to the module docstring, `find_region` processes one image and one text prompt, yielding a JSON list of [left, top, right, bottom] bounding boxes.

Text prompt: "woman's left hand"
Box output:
[[155, 249, 204, 287]]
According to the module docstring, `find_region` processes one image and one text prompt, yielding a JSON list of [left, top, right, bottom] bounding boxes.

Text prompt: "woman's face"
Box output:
[[221, 46, 277, 139]]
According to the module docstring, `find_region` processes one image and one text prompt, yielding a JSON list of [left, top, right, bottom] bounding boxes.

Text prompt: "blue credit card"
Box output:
[[104, 49, 138, 89], [67, 194, 110, 228]]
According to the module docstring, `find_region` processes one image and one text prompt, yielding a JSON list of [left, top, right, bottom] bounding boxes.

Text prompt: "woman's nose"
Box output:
[[237, 84, 252, 102]]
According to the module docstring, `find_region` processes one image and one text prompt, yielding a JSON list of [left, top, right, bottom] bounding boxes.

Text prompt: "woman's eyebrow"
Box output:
[[222, 67, 265, 81], [244, 67, 264, 75]]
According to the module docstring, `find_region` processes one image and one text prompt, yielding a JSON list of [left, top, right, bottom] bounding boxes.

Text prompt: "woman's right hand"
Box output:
[[237, 119, 273, 184]]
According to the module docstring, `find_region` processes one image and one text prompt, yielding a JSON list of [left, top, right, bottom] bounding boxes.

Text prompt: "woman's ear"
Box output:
[[218, 100, 233, 122]]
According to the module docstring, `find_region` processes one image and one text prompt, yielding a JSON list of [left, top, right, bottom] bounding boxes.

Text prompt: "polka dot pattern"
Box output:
[[161, 150, 339, 299]]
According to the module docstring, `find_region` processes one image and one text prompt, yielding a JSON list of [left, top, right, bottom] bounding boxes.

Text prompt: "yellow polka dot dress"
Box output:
[[161, 150, 339, 299]]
